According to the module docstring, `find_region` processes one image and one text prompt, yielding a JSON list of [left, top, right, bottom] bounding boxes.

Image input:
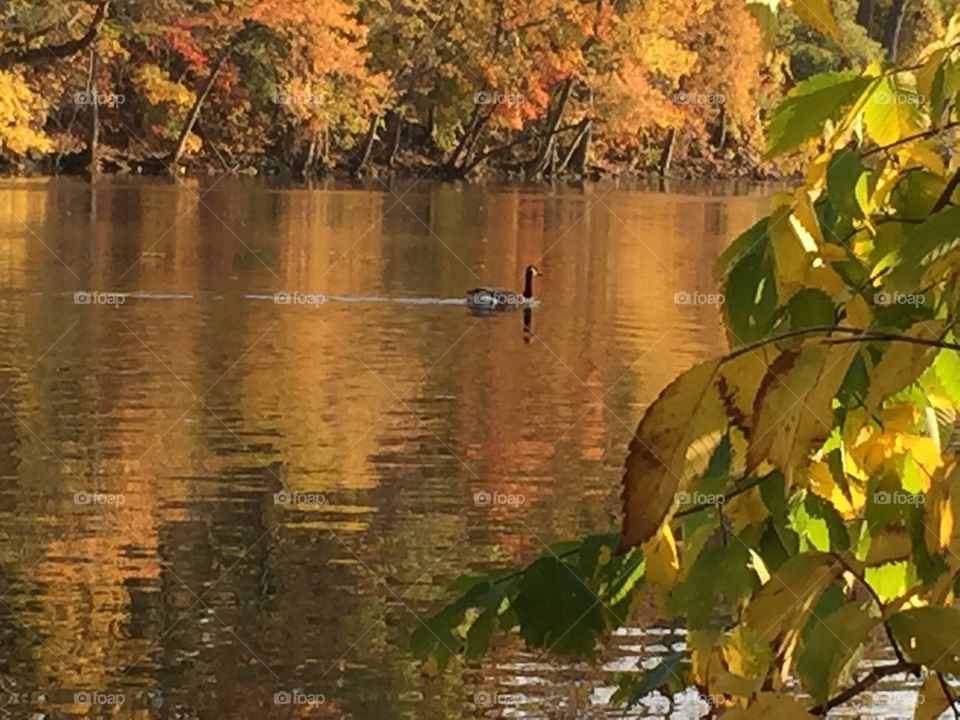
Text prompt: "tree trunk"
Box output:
[[558, 118, 591, 174], [713, 105, 727, 151], [387, 111, 402, 167], [353, 114, 381, 176], [86, 48, 100, 179], [658, 129, 676, 177], [855, 0, 875, 35], [302, 132, 319, 177], [170, 49, 231, 170], [446, 104, 485, 171], [529, 79, 574, 178], [570, 120, 592, 176], [883, 0, 911, 61]]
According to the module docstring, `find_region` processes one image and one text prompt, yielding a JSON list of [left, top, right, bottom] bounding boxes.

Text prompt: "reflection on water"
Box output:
[[0, 177, 790, 718]]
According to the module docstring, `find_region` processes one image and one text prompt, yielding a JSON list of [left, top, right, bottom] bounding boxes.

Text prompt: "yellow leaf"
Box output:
[[743, 553, 842, 685], [784, 0, 842, 42], [643, 523, 679, 586], [865, 321, 946, 410], [791, 190, 825, 250], [769, 197, 809, 292], [748, 342, 859, 486], [915, 674, 949, 720], [843, 294, 872, 326], [620, 357, 725, 550], [915, 47, 949, 98], [879, 403, 919, 431], [725, 485, 771, 531], [925, 470, 954, 553], [897, 140, 947, 175], [689, 628, 722, 685], [620, 352, 764, 550], [808, 460, 864, 518]]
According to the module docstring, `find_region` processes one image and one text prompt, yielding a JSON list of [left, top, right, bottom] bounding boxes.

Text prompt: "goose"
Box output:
[[466, 265, 541, 311]]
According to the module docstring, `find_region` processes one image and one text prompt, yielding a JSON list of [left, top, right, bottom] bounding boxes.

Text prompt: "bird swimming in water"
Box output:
[[466, 265, 541, 311]]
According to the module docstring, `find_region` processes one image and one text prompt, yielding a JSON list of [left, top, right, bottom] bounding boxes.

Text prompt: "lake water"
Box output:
[[2, 176, 910, 719]]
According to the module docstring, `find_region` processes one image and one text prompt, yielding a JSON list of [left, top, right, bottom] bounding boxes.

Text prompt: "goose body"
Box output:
[[466, 265, 541, 311]]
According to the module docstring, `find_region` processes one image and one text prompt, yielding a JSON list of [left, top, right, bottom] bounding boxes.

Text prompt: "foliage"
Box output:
[[414, 10, 960, 717], [0, 69, 51, 155]]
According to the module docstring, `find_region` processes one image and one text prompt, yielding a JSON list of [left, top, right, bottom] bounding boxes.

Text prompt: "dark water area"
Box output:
[[0, 177, 916, 719]]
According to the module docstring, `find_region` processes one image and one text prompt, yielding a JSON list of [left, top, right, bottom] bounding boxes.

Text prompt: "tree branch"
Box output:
[[936, 672, 960, 719], [722, 325, 960, 363], [810, 662, 915, 715], [861, 121, 960, 158], [829, 552, 914, 670], [932, 167, 960, 213], [0, 1, 110, 69], [674, 474, 771, 518]]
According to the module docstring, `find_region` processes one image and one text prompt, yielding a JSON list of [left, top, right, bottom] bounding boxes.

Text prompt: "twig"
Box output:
[[810, 661, 916, 715], [932, 167, 960, 213], [674, 475, 770, 518], [823, 332, 960, 352], [861, 122, 960, 158], [937, 672, 960, 720], [829, 552, 911, 668]]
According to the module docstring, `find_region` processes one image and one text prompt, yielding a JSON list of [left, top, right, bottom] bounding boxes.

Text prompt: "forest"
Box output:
[[0, 0, 953, 180]]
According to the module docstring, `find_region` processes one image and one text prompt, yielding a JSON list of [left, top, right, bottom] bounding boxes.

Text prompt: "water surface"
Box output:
[[0, 177, 776, 718]]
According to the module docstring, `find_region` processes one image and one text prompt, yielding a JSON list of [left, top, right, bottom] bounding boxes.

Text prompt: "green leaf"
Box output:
[[680, 541, 758, 629], [465, 585, 505, 659], [797, 599, 879, 703], [931, 56, 960, 123], [889, 170, 945, 221], [887, 207, 960, 290], [514, 557, 605, 655], [716, 217, 768, 281], [786, 0, 842, 42], [865, 561, 911, 602], [725, 250, 779, 345], [765, 72, 874, 158], [827, 148, 867, 220], [787, 288, 836, 329], [889, 607, 960, 673], [612, 652, 688, 708], [933, 345, 960, 406], [863, 75, 927, 146]]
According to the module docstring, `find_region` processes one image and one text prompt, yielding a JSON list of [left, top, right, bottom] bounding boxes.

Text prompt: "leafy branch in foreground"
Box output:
[[415, 13, 960, 719]]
